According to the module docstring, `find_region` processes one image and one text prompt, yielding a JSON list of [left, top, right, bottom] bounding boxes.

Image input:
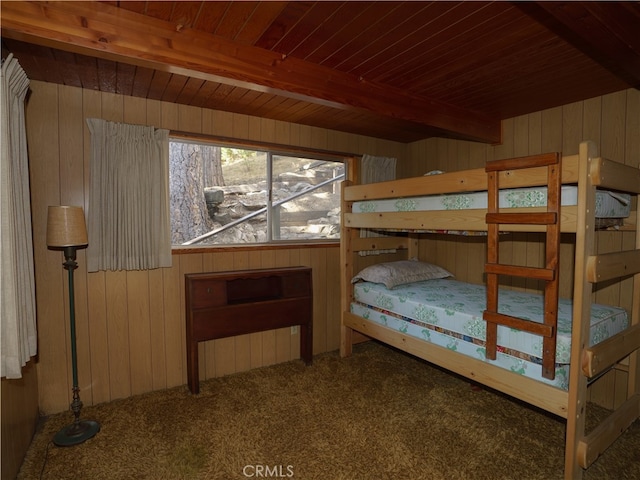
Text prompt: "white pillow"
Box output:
[[352, 259, 453, 289]]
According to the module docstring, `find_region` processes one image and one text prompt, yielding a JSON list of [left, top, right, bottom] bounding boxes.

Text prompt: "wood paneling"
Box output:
[[1, 362, 39, 480], [405, 88, 640, 408], [26, 80, 405, 415]]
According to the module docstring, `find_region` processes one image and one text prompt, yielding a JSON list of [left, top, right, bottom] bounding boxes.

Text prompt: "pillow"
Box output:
[[351, 259, 453, 289]]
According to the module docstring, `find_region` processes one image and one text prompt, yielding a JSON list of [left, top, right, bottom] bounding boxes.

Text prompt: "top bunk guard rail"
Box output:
[[343, 152, 638, 233], [343, 154, 580, 202], [342, 154, 584, 233], [483, 153, 562, 380]]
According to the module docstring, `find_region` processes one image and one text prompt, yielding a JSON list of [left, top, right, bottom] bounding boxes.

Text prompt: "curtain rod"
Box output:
[[169, 130, 359, 161]]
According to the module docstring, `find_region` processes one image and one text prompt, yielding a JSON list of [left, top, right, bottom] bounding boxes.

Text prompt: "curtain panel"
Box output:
[[360, 154, 397, 185], [86, 118, 172, 272], [359, 154, 397, 256], [1, 54, 37, 379]]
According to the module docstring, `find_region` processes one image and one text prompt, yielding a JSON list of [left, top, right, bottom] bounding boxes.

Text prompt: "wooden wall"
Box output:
[[403, 88, 640, 408], [26, 80, 407, 415], [1, 362, 38, 480], [5, 82, 637, 480]]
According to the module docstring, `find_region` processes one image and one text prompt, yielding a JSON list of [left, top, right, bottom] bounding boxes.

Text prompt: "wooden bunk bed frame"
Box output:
[[340, 141, 640, 479]]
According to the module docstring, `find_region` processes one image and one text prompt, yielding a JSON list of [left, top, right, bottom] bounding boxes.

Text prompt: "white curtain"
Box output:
[[359, 154, 397, 256], [86, 118, 172, 272], [361, 154, 396, 185], [1, 54, 37, 379]]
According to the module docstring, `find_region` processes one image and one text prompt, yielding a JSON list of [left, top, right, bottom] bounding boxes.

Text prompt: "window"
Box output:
[[169, 139, 345, 246]]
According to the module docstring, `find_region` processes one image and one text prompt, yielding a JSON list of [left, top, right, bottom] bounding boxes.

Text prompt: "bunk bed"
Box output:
[[340, 141, 640, 480]]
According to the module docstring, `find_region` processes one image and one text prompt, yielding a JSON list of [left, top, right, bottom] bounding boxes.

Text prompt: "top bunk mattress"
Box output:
[[352, 186, 631, 218]]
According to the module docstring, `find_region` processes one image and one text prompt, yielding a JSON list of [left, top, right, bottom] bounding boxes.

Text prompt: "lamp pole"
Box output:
[[53, 245, 100, 447]]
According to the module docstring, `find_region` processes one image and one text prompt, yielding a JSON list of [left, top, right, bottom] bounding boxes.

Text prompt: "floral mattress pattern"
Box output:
[[351, 278, 629, 390], [353, 186, 631, 218]]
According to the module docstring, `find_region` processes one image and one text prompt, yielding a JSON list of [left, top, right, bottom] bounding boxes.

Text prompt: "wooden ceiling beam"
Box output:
[[517, 2, 640, 89], [0, 1, 501, 143]]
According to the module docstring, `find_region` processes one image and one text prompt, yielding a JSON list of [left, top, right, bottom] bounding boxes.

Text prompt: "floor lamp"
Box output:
[[46, 206, 100, 446]]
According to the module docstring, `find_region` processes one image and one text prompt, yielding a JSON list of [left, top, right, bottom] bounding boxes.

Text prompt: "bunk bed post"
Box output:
[[630, 144, 640, 397], [340, 209, 356, 357], [407, 234, 419, 259], [485, 169, 500, 359], [629, 188, 640, 413], [340, 157, 358, 358], [565, 141, 598, 480]]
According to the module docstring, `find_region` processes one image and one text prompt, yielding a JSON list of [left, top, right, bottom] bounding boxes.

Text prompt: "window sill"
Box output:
[[172, 240, 339, 255]]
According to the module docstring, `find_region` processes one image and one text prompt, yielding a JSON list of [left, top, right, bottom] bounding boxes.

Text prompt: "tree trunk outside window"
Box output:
[[169, 142, 222, 244], [203, 145, 224, 187]]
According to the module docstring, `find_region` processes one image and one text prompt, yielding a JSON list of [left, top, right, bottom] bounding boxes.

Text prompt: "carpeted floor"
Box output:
[[18, 342, 640, 480]]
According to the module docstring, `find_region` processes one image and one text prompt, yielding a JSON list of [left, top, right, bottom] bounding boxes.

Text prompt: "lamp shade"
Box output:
[[46, 206, 88, 247]]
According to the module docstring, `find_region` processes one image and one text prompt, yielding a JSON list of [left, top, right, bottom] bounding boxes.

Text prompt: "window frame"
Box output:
[[168, 132, 354, 251]]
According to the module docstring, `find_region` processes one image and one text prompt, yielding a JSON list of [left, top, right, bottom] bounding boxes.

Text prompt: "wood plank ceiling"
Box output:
[[2, 1, 639, 144]]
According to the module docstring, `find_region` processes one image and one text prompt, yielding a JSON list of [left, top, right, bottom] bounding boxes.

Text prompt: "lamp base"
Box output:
[[53, 419, 100, 447]]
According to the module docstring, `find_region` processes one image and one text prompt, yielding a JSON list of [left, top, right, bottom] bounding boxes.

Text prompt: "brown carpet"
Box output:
[[18, 342, 640, 480]]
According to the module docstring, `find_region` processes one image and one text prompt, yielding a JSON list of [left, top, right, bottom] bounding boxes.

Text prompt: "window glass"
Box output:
[[169, 140, 344, 246]]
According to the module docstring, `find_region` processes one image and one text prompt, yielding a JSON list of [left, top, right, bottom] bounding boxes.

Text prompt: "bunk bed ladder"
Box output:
[[483, 153, 561, 380]]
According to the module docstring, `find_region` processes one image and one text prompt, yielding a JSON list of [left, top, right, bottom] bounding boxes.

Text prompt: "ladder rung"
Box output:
[[485, 264, 556, 281], [483, 311, 554, 337], [486, 212, 557, 225]]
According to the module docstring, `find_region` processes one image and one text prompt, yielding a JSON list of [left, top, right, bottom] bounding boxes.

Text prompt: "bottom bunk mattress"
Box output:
[[350, 278, 629, 390]]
